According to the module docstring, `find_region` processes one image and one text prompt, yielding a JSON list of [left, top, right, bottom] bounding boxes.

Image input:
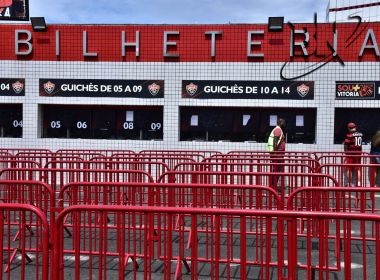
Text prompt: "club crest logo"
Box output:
[[358, 84, 374, 97], [12, 81, 24, 94], [43, 81, 55, 94], [185, 83, 198, 96], [148, 83, 160, 96], [297, 83, 310, 97]]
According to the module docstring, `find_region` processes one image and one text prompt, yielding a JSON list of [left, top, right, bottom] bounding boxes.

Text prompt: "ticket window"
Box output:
[[42, 105, 163, 140], [258, 112, 277, 143], [140, 109, 163, 140], [115, 107, 163, 140], [258, 108, 317, 144], [180, 107, 235, 142], [180, 107, 316, 143], [43, 106, 68, 138], [92, 109, 116, 139], [42, 105, 92, 139], [276, 110, 316, 144], [67, 108, 92, 139], [0, 104, 22, 138], [334, 108, 380, 144], [203, 108, 234, 141], [116, 110, 141, 140], [290, 113, 316, 144], [180, 111, 207, 141], [232, 112, 259, 142]]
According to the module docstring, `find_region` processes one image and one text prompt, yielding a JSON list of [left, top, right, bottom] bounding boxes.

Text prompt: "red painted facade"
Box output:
[[0, 23, 379, 62]]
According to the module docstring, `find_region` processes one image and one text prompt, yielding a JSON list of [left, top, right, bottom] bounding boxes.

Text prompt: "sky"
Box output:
[[29, 0, 328, 24]]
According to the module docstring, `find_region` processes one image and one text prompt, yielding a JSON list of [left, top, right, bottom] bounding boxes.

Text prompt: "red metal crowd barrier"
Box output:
[[227, 150, 316, 158], [0, 180, 55, 245], [135, 152, 205, 162], [0, 168, 154, 194], [15, 153, 83, 169], [286, 186, 380, 273], [317, 163, 380, 187], [56, 149, 136, 158], [111, 154, 197, 170], [202, 155, 320, 171], [158, 170, 338, 204], [314, 151, 368, 160], [316, 153, 377, 165], [287, 186, 380, 213], [58, 182, 281, 209], [0, 151, 12, 158], [0, 179, 54, 211], [10, 158, 169, 183], [87, 159, 170, 181], [174, 162, 315, 176], [139, 149, 221, 159], [52, 205, 380, 280], [0, 203, 49, 280], [287, 186, 380, 238], [0, 160, 41, 179], [57, 182, 281, 278], [0, 148, 52, 156]]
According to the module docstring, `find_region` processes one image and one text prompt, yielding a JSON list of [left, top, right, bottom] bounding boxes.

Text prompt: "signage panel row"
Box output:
[[2, 79, 380, 100]]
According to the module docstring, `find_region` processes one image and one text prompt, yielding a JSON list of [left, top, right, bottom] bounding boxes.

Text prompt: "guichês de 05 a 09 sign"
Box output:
[[39, 79, 164, 98]]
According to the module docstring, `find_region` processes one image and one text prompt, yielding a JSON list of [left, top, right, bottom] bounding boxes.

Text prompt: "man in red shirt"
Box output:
[[343, 122, 363, 186]]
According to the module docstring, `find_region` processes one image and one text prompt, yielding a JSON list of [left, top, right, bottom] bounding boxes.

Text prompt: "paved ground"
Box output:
[[3, 193, 380, 279]]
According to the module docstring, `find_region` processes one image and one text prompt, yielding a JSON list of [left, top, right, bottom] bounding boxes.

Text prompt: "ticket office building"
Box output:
[[0, 22, 379, 151]]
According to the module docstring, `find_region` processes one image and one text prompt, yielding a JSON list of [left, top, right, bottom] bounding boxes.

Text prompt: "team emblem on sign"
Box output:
[[12, 81, 24, 94], [43, 81, 56, 94], [148, 83, 160, 96], [185, 83, 198, 96], [297, 83, 310, 97]]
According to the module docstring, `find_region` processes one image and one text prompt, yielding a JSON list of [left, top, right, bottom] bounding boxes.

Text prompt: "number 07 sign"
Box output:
[[0, 0, 29, 21]]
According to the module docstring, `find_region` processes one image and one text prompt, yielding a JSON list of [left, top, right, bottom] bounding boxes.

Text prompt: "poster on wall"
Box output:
[[182, 80, 314, 99], [39, 79, 164, 98], [0, 78, 25, 96], [0, 0, 29, 21], [335, 82, 380, 100]]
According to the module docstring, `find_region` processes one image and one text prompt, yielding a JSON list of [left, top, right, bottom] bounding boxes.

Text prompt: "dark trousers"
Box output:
[[270, 152, 285, 189]]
